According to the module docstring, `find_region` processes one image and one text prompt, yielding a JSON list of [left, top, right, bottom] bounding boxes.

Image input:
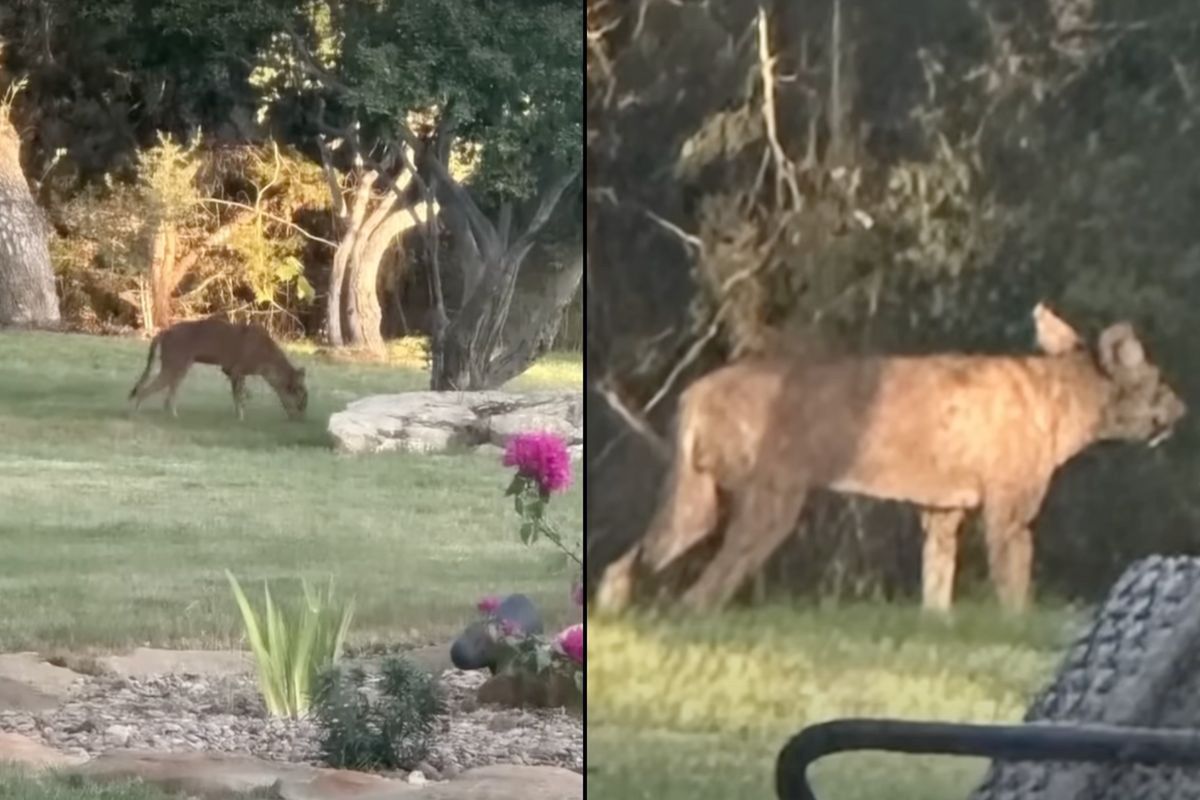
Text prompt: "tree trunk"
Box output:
[[148, 223, 178, 329], [324, 166, 378, 348], [345, 206, 429, 355], [0, 115, 60, 327], [489, 252, 584, 386], [425, 165, 579, 391]]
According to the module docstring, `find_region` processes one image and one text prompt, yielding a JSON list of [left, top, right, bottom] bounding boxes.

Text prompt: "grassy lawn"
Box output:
[[0, 330, 582, 652], [0, 767, 180, 800], [587, 602, 1086, 800]]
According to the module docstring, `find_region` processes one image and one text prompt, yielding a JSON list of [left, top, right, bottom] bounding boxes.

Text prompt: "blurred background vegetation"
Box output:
[[587, 0, 1200, 605]]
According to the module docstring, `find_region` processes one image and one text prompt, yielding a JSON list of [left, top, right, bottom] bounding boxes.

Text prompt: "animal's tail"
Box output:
[[128, 333, 163, 399]]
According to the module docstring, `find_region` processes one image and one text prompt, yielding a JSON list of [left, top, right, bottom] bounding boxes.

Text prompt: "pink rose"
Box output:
[[557, 623, 584, 665], [502, 432, 573, 494], [477, 595, 501, 615]]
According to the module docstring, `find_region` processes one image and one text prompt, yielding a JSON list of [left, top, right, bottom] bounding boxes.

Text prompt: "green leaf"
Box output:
[[295, 274, 315, 301], [519, 520, 536, 545]]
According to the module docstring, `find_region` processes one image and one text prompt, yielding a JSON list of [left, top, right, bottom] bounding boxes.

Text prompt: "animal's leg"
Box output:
[[982, 489, 1046, 613], [918, 508, 967, 613], [594, 548, 641, 614], [130, 371, 173, 412], [639, 452, 721, 575], [679, 485, 805, 612], [162, 365, 191, 419], [229, 373, 248, 421]]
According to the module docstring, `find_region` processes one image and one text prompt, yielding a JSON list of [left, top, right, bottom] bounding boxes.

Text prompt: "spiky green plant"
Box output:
[[226, 570, 356, 718]]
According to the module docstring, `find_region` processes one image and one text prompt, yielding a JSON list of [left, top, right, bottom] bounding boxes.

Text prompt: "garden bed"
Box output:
[[0, 667, 581, 779]]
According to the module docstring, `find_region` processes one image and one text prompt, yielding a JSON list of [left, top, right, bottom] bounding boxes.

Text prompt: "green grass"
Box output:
[[587, 602, 1086, 800], [0, 768, 180, 800], [0, 330, 582, 651]]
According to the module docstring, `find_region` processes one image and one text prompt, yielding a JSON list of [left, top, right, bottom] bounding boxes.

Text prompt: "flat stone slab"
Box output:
[[96, 648, 253, 678], [68, 751, 581, 800], [328, 390, 582, 457], [0, 731, 87, 769], [0, 653, 84, 702], [0, 676, 59, 712], [418, 764, 582, 800]]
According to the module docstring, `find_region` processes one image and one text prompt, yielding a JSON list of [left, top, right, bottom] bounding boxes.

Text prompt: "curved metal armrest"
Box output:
[[775, 718, 1200, 800]]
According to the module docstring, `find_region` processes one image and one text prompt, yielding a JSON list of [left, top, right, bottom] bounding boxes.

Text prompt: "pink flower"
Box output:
[[499, 619, 523, 638], [557, 624, 584, 665], [477, 595, 501, 615], [502, 432, 573, 494]]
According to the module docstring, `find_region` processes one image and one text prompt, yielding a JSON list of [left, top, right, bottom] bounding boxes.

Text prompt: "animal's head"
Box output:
[[1034, 303, 1186, 446], [281, 366, 308, 420]]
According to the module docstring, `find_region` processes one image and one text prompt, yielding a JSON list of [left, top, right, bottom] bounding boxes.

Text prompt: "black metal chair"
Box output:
[[775, 718, 1200, 800]]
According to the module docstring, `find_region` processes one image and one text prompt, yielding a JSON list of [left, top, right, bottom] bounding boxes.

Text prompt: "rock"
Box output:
[[971, 556, 1200, 800], [0, 652, 84, 703], [450, 595, 544, 672], [328, 390, 582, 456], [104, 723, 134, 748], [485, 412, 577, 448], [278, 768, 414, 800], [422, 765, 582, 800], [406, 770, 427, 785], [0, 731, 84, 769], [477, 672, 582, 712], [67, 752, 578, 800], [97, 648, 253, 679], [0, 677, 59, 713], [69, 751, 335, 796]]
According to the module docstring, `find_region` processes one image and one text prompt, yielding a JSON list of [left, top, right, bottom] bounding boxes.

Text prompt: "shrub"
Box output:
[[312, 657, 445, 770], [225, 571, 355, 718]]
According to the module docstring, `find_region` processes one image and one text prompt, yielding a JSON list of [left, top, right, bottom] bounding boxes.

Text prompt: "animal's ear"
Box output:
[[1098, 322, 1147, 377], [1033, 303, 1082, 355]]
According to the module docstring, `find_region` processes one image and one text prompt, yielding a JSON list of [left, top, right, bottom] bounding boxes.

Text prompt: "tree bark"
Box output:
[[487, 251, 584, 387], [324, 167, 376, 347], [426, 165, 580, 390], [148, 223, 178, 329], [0, 114, 60, 327], [345, 205, 431, 355]]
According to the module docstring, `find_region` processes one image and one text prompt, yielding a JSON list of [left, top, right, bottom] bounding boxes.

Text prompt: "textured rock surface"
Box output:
[[327, 390, 582, 456], [97, 648, 253, 679], [70, 753, 581, 800], [971, 556, 1200, 800], [0, 731, 86, 768]]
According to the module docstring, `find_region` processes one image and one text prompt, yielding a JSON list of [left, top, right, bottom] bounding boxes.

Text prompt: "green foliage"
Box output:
[[506, 473, 582, 566], [280, 0, 582, 202], [226, 570, 355, 718], [313, 657, 444, 770]]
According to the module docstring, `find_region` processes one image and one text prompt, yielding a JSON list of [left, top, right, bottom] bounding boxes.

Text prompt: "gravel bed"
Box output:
[[0, 669, 581, 777]]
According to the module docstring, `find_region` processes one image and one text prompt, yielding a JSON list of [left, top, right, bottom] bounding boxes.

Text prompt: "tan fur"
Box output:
[[596, 304, 1187, 615], [128, 317, 308, 421]]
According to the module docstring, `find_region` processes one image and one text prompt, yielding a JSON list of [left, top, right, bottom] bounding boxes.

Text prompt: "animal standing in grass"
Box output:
[[597, 304, 1186, 615], [128, 317, 308, 420]]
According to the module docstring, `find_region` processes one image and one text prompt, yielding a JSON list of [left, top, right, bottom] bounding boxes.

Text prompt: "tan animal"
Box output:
[[128, 317, 308, 421], [596, 304, 1186, 614]]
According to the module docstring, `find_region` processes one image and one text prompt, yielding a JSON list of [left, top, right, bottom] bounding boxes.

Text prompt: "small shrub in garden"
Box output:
[[226, 571, 355, 718], [313, 657, 445, 770]]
